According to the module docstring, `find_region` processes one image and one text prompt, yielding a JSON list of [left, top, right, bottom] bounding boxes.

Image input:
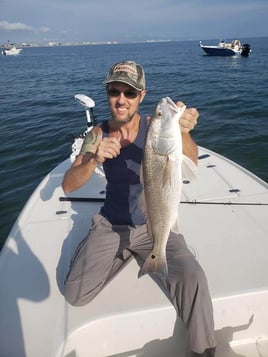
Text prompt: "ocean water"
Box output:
[[1, 38, 267, 248]]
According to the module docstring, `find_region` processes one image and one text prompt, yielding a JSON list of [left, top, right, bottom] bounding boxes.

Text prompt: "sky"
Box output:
[[0, 0, 267, 45]]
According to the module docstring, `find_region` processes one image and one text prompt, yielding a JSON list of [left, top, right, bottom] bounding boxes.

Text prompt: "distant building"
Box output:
[[48, 42, 61, 46]]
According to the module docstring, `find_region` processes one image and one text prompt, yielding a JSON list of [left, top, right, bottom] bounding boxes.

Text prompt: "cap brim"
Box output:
[[103, 79, 143, 91]]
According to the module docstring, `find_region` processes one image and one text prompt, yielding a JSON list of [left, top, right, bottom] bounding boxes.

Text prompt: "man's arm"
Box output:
[[181, 132, 198, 165], [62, 126, 121, 193], [176, 103, 199, 165]]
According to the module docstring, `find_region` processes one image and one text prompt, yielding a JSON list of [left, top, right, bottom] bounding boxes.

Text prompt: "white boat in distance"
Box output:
[[0, 95, 267, 356], [1, 43, 22, 56], [200, 40, 251, 57]]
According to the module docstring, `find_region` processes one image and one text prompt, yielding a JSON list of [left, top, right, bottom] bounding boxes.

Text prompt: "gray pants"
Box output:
[[64, 214, 216, 353]]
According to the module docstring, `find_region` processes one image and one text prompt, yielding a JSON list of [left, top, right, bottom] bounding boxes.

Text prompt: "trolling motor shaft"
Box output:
[[70, 94, 97, 162], [74, 94, 96, 132]]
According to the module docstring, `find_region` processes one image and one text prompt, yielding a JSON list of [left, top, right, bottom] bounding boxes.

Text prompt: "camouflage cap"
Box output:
[[103, 60, 146, 91]]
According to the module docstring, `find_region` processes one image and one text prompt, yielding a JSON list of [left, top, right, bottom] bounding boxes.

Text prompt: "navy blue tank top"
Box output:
[[100, 116, 147, 225]]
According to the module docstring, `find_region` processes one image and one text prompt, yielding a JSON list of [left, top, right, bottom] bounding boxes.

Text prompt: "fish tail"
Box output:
[[138, 253, 168, 278]]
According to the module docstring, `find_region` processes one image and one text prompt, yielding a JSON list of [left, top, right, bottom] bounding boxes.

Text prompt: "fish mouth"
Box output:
[[160, 97, 179, 110], [157, 98, 181, 120]]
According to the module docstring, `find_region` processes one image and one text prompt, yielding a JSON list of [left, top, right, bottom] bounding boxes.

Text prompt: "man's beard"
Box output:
[[111, 110, 136, 125]]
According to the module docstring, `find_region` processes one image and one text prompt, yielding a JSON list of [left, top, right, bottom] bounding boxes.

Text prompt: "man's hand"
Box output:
[[94, 137, 121, 163], [176, 101, 199, 134]]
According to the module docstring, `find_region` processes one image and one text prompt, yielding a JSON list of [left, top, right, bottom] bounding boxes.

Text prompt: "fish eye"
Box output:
[[157, 111, 162, 118]]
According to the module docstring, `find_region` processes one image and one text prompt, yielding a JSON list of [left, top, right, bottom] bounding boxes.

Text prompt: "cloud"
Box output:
[[0, 0, 266, 43], [39, 27, 50, 33], [0, 21, 49, 33], [0, 21, 33, 31]]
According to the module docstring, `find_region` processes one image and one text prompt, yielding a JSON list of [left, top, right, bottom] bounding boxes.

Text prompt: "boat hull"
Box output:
[[199, 40, 251, 57], [1, 48, 22, 56], [200, 45, 240, 56], [0, 147, 267, 356]]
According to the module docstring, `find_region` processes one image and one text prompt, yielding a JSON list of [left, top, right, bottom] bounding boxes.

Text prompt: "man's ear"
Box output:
[[140, 89, 147, 103]]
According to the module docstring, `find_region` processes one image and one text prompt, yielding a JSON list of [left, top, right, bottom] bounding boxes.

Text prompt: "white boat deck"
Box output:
[[0, 147, 267, 357]]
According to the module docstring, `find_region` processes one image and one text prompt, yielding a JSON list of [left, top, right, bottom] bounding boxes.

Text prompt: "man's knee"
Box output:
[[63, 279, 102, 306], [178, 258, 209, 294], [63, 284, 86, 306]]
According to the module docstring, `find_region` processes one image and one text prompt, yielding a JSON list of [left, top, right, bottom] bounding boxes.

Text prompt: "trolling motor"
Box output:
[[70, 94, 97, 161], [74, 94, 96, 134]]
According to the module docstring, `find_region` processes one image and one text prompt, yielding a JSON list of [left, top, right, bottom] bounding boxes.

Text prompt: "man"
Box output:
[[62, 60, 216, 356]]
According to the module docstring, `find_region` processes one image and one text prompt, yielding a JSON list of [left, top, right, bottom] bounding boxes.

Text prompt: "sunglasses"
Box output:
[[107, 88, 141, 99]]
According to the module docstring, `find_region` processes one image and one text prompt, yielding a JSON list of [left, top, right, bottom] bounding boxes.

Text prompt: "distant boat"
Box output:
[[1, 43, 22, 56], [200, 40, 251, 57]]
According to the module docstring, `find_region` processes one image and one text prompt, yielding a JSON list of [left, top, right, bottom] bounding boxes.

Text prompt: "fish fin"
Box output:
[[182, 154, 197, 181], [140, 161, 144, 185], [138, 253, 168, 278], [138, 189, 147, 217], [138, 188, 154, 241], [171, 217, 180, 234], [163, 155, 175, 187], [138, 162, 148, 219], [146, 221, 154, 241], [138, 162, 154, 240]]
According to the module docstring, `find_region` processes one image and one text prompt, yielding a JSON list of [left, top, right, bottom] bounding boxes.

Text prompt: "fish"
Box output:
[[138, 97, 195, 278]]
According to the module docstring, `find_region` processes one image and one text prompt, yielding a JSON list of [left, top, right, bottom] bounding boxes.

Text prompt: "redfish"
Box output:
[[139, 97, 195, 277]]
